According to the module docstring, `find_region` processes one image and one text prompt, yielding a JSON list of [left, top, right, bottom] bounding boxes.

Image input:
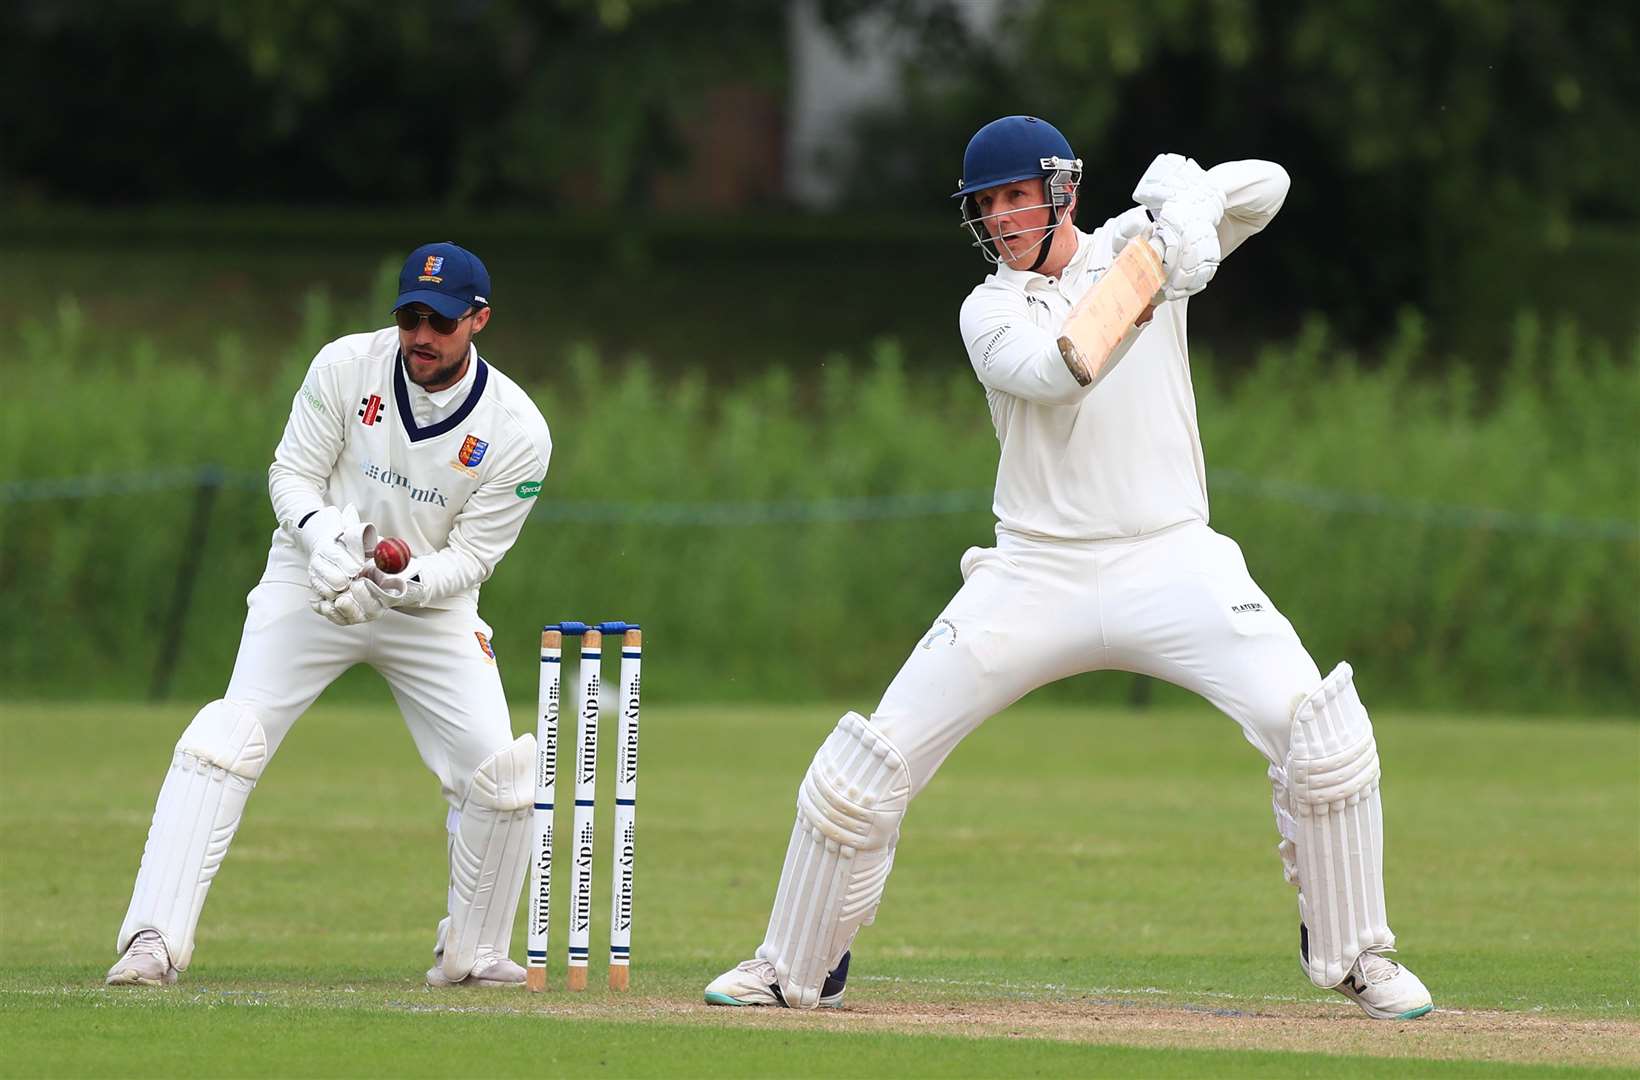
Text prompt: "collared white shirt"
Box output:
[[407, 344, 480, 426], [264, 328, 552, 610], [958, 159, 1290, 541]]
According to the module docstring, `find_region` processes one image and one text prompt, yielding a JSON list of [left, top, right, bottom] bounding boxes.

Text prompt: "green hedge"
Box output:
[[2, 297, 1635, 713]]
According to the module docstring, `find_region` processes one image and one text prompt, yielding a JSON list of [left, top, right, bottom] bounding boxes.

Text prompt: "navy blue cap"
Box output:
[[393, 242, 491, 320]]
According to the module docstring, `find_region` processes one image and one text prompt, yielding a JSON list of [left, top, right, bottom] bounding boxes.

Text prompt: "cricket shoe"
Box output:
[[425, 950, 527, 989], [704, 951, 849, 1008], [105, 930, 178, 987], [1330, 952, 1433, 1020]]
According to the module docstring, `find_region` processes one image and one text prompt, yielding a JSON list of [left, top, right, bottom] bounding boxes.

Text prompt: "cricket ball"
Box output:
[[373, 537, 412, 575]]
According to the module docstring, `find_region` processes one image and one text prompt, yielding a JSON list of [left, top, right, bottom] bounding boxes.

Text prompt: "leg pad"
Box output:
[[116, 700, 269, 970], [759, 713, 911, 1009], [442, 734, 535, 981], [1285, 663, 1396, 987]]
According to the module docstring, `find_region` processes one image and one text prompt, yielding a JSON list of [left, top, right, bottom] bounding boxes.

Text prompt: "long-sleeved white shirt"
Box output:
[[263, 328, 552, 610], [958, 160, 1289, 540]]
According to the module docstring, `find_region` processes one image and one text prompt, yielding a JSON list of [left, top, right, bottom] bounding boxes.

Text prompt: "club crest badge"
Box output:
[[450, 433, 488, 478], [475, 632, 496, 662], [418, 255, 445, 283]]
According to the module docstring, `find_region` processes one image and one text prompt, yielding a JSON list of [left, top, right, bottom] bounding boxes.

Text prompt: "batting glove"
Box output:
[[1151, 190, 1223, 301], [1132, 153, 1215, 214]]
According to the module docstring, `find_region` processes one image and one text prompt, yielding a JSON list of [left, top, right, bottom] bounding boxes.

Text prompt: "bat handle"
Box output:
[[1058, 337, 1094, 386]]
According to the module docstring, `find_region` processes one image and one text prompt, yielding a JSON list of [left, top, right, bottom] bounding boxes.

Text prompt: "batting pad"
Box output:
[[117, 700, 269, 970], [760, 712, 911, 1009], [1286, 663, 1396, 988], [442, 734, 535, 981]]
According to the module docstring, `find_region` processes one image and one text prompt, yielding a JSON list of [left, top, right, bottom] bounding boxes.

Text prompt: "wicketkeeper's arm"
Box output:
[[268, 348, 350, 553], [385, 441, 551, 606]]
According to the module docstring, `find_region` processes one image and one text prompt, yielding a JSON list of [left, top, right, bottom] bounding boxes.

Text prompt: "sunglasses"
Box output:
[[394, 306, 475, 335]]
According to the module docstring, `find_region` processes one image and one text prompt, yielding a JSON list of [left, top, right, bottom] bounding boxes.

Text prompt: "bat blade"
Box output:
[[1057, 228, 1165, 387]]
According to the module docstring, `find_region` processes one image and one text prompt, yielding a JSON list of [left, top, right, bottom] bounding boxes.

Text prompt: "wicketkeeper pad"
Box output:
[[760, 712, 911, 1009], [1284, 663, 1396, 987], [117, 699, 269, 969], [442, 734, 535, 981]]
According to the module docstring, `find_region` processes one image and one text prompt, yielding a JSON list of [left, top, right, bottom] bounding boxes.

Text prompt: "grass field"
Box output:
[[2, 698, 1636, 1077]]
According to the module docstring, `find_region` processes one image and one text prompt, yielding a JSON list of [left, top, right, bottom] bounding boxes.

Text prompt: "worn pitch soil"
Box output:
[[474, 994, 1640, 1070]]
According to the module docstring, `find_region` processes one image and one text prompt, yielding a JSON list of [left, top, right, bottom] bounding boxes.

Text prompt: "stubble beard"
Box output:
[[407, 335, 470, 391]]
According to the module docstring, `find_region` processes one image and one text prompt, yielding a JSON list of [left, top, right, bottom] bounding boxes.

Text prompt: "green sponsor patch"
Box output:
[[515, 480, 542, 499], [300, 383, 328, 416]]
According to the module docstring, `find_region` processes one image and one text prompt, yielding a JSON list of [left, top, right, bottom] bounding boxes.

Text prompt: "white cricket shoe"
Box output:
[[105, 930, 178, 987], [426, 949, 527, 988], [425, 915, 524, 988], [703, 952, 849, 1008], [1332, 951, 1433, 1020]]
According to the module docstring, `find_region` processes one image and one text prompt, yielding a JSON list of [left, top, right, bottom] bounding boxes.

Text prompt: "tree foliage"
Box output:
[[9, 0, 1635, 341], [825, 0, 1639, 336], [9, 0, 783, 207]]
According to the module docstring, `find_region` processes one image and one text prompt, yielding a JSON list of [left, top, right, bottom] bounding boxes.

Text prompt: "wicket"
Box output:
[[526, 621, 642, 993]]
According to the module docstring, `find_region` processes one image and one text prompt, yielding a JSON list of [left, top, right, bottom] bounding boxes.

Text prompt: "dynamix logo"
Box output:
[[613, 825, 635, 931], [577, 675, 601, 784], [360, 460, 449, 506]]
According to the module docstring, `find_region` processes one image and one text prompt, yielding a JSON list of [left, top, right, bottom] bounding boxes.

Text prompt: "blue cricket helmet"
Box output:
[[954, 116, 1080, 199], [954, 116, 1083, 268]]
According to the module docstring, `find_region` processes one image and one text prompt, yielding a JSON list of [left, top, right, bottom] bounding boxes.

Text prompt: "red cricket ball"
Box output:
[[373, 537, 412, 575]]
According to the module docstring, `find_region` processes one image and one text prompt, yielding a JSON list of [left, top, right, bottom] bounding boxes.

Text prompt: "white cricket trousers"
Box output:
[[225, 581, 514, 808], [111, 581, 515, 969], [873, 521, 1322, 795]]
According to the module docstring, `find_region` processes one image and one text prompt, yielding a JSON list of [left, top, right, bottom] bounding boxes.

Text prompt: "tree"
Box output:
[[822, 0, 1640, 340]]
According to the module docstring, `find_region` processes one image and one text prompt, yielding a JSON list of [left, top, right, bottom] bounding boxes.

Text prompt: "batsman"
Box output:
[[106, 243, 551, 989], [706, 116, 1432, 1020]]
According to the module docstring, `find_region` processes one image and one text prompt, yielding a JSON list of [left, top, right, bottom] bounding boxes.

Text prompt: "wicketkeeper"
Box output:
[[107, 243, 552, 989], [705, 116, 1432, 1020]]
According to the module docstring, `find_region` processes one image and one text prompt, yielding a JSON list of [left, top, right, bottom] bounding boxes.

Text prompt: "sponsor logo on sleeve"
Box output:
[[357, 393, 384, 426], [300, 383, 328, 416], [920, 618, 958, 649], [515, 479, 543, 499], [978, 325, 1009, 369]]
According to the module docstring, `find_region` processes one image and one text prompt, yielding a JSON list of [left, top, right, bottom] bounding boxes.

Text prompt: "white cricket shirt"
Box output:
[[262, 328, 552, 610], [959, 160, 1289, 541]]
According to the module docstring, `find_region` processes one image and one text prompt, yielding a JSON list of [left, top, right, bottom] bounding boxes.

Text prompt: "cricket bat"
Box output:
[[1056, 227, 1166, 387]]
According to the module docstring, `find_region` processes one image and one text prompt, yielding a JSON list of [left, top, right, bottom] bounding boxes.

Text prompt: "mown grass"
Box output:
[[0, 699, 1635, 1077], [4, 997, 1626, 1079]]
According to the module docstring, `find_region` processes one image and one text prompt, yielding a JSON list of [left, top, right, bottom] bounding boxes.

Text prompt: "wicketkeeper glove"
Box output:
[[302, 504, 390, 626], [310, 577, 388, 626], [306, 504, 378, 596], [357, 564, 429, 612]]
